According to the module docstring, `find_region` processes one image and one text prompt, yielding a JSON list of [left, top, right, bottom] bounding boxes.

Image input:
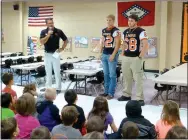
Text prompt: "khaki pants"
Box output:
[[122, 56, 144, 100]]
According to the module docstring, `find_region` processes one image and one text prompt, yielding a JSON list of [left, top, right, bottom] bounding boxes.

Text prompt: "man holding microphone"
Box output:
[[40, 18, 68, 93]]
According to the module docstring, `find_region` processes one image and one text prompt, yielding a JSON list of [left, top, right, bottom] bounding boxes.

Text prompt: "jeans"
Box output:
[[44, 52, 61, 90], [101, 53, 119, 96]]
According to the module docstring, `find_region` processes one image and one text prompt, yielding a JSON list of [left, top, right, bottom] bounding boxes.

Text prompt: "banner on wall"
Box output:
[[64, 37, 72, 52], [117, 1, 155, 27], [181, 2, 188, 63], [75, 36, 88, 48], [27, 36, 38, 55], [28, 6, 53, 27], [91, 37, 101, 53]]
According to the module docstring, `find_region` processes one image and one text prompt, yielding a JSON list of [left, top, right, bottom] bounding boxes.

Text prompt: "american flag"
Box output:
[[28, 6, 53, 26], [27, 36, 38, 55]]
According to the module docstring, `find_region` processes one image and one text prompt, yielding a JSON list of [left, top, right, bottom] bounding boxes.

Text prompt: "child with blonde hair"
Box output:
[[37, 88, 61, 131]]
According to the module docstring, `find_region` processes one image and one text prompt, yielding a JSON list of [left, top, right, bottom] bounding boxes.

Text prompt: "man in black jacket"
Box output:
[[108, 100, 157, 139]]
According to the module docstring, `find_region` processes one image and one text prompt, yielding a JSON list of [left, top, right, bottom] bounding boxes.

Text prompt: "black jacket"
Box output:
[[107, 100, 157, 139]]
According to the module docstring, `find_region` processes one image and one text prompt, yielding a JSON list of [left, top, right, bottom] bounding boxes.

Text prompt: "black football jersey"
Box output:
[[123, 27, 148, 57], [102, 27, 120, 55]]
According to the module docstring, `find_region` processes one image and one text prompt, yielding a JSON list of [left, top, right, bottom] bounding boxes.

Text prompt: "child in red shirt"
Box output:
[[2, 73, 17, 113]]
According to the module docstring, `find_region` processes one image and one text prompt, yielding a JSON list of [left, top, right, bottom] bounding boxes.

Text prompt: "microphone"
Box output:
[[49, 27, 53, 38]]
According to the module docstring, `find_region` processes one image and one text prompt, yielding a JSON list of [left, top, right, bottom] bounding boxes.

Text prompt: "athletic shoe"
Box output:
[[40, 88, 46, 92], [118, 96, 131, 101], [107, 95, 114, 100], [56, 90, 61, 94], [99, 93, 108, 97], [138, 100, 145, 106]]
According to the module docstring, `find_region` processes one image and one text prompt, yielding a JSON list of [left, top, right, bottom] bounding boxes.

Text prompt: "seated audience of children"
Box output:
[[15, 94, 40, 139], [155, 100, 183, 139], [165, 126, 188, 139], [30, 126, 51, 139], [37, 88, 61, 131], [1, 117, 19, 139], [51, 106, 82, 139], [1, 73, 187, 140], [121, 121, 139, 139], [1, 73, 17, 113], [64, 89, 86, 135], [88, 96, 117, 133], [1, 93, 14, 120]]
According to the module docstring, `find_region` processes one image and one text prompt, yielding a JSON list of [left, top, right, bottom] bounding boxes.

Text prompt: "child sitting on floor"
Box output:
[[23, 83, 38, 96], [88, 96, 118, 133], [30, 126, 51, 139], [1, 73, 17, 113], [121, 121, 139, 139], [51, 106, 82, 139], [165, 126, 188, 139], [15, 94, 40, 139], [1, 93, 14, 120], [64, 89, 86, 135], [1, 117, 19, 139], [155, 100, 183, 139], [37, 88, 61, 131]]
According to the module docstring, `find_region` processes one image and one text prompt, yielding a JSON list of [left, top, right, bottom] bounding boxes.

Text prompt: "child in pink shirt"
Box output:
[[15, 94, 40, 139], [155, 100, 183, 139]]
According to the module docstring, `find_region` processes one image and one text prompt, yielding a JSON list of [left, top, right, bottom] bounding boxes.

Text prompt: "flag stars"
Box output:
[[121, 4, 149, 20]]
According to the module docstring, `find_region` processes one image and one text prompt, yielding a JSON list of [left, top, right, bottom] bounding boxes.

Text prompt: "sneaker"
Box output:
[[138, 100, 145, 106], [118, 96, 131, 101], [56, 90, 61, 94], [99, 93, 108, 97], [107, 95, 114, 100], [40, 88, 46, 92]]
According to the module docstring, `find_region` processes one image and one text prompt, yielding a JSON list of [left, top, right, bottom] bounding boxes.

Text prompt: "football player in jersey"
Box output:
[[98, 14, 121, 100], [118, 14, 149, 106]]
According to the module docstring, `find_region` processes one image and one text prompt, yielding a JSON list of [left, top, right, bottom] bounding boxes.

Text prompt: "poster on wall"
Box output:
[[64, 37, 72, 52], [27, 36, 40, 55], [144, 37, 157, 58], [91, 37, 101, 53], [181, 2, 188, 63], [75, 36, 88, 48]]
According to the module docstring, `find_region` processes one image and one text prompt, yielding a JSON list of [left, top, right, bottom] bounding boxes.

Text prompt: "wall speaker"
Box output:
[[13, 4, 19, 11]]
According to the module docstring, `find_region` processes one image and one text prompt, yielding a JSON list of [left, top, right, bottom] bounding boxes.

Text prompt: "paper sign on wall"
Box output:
[[144, 37, 157, 58], [91, 37, 101, 53], [75, 36, 88, 48]]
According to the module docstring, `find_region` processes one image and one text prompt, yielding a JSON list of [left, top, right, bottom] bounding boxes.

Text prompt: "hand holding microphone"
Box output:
[[48, 27, 53, 37]]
